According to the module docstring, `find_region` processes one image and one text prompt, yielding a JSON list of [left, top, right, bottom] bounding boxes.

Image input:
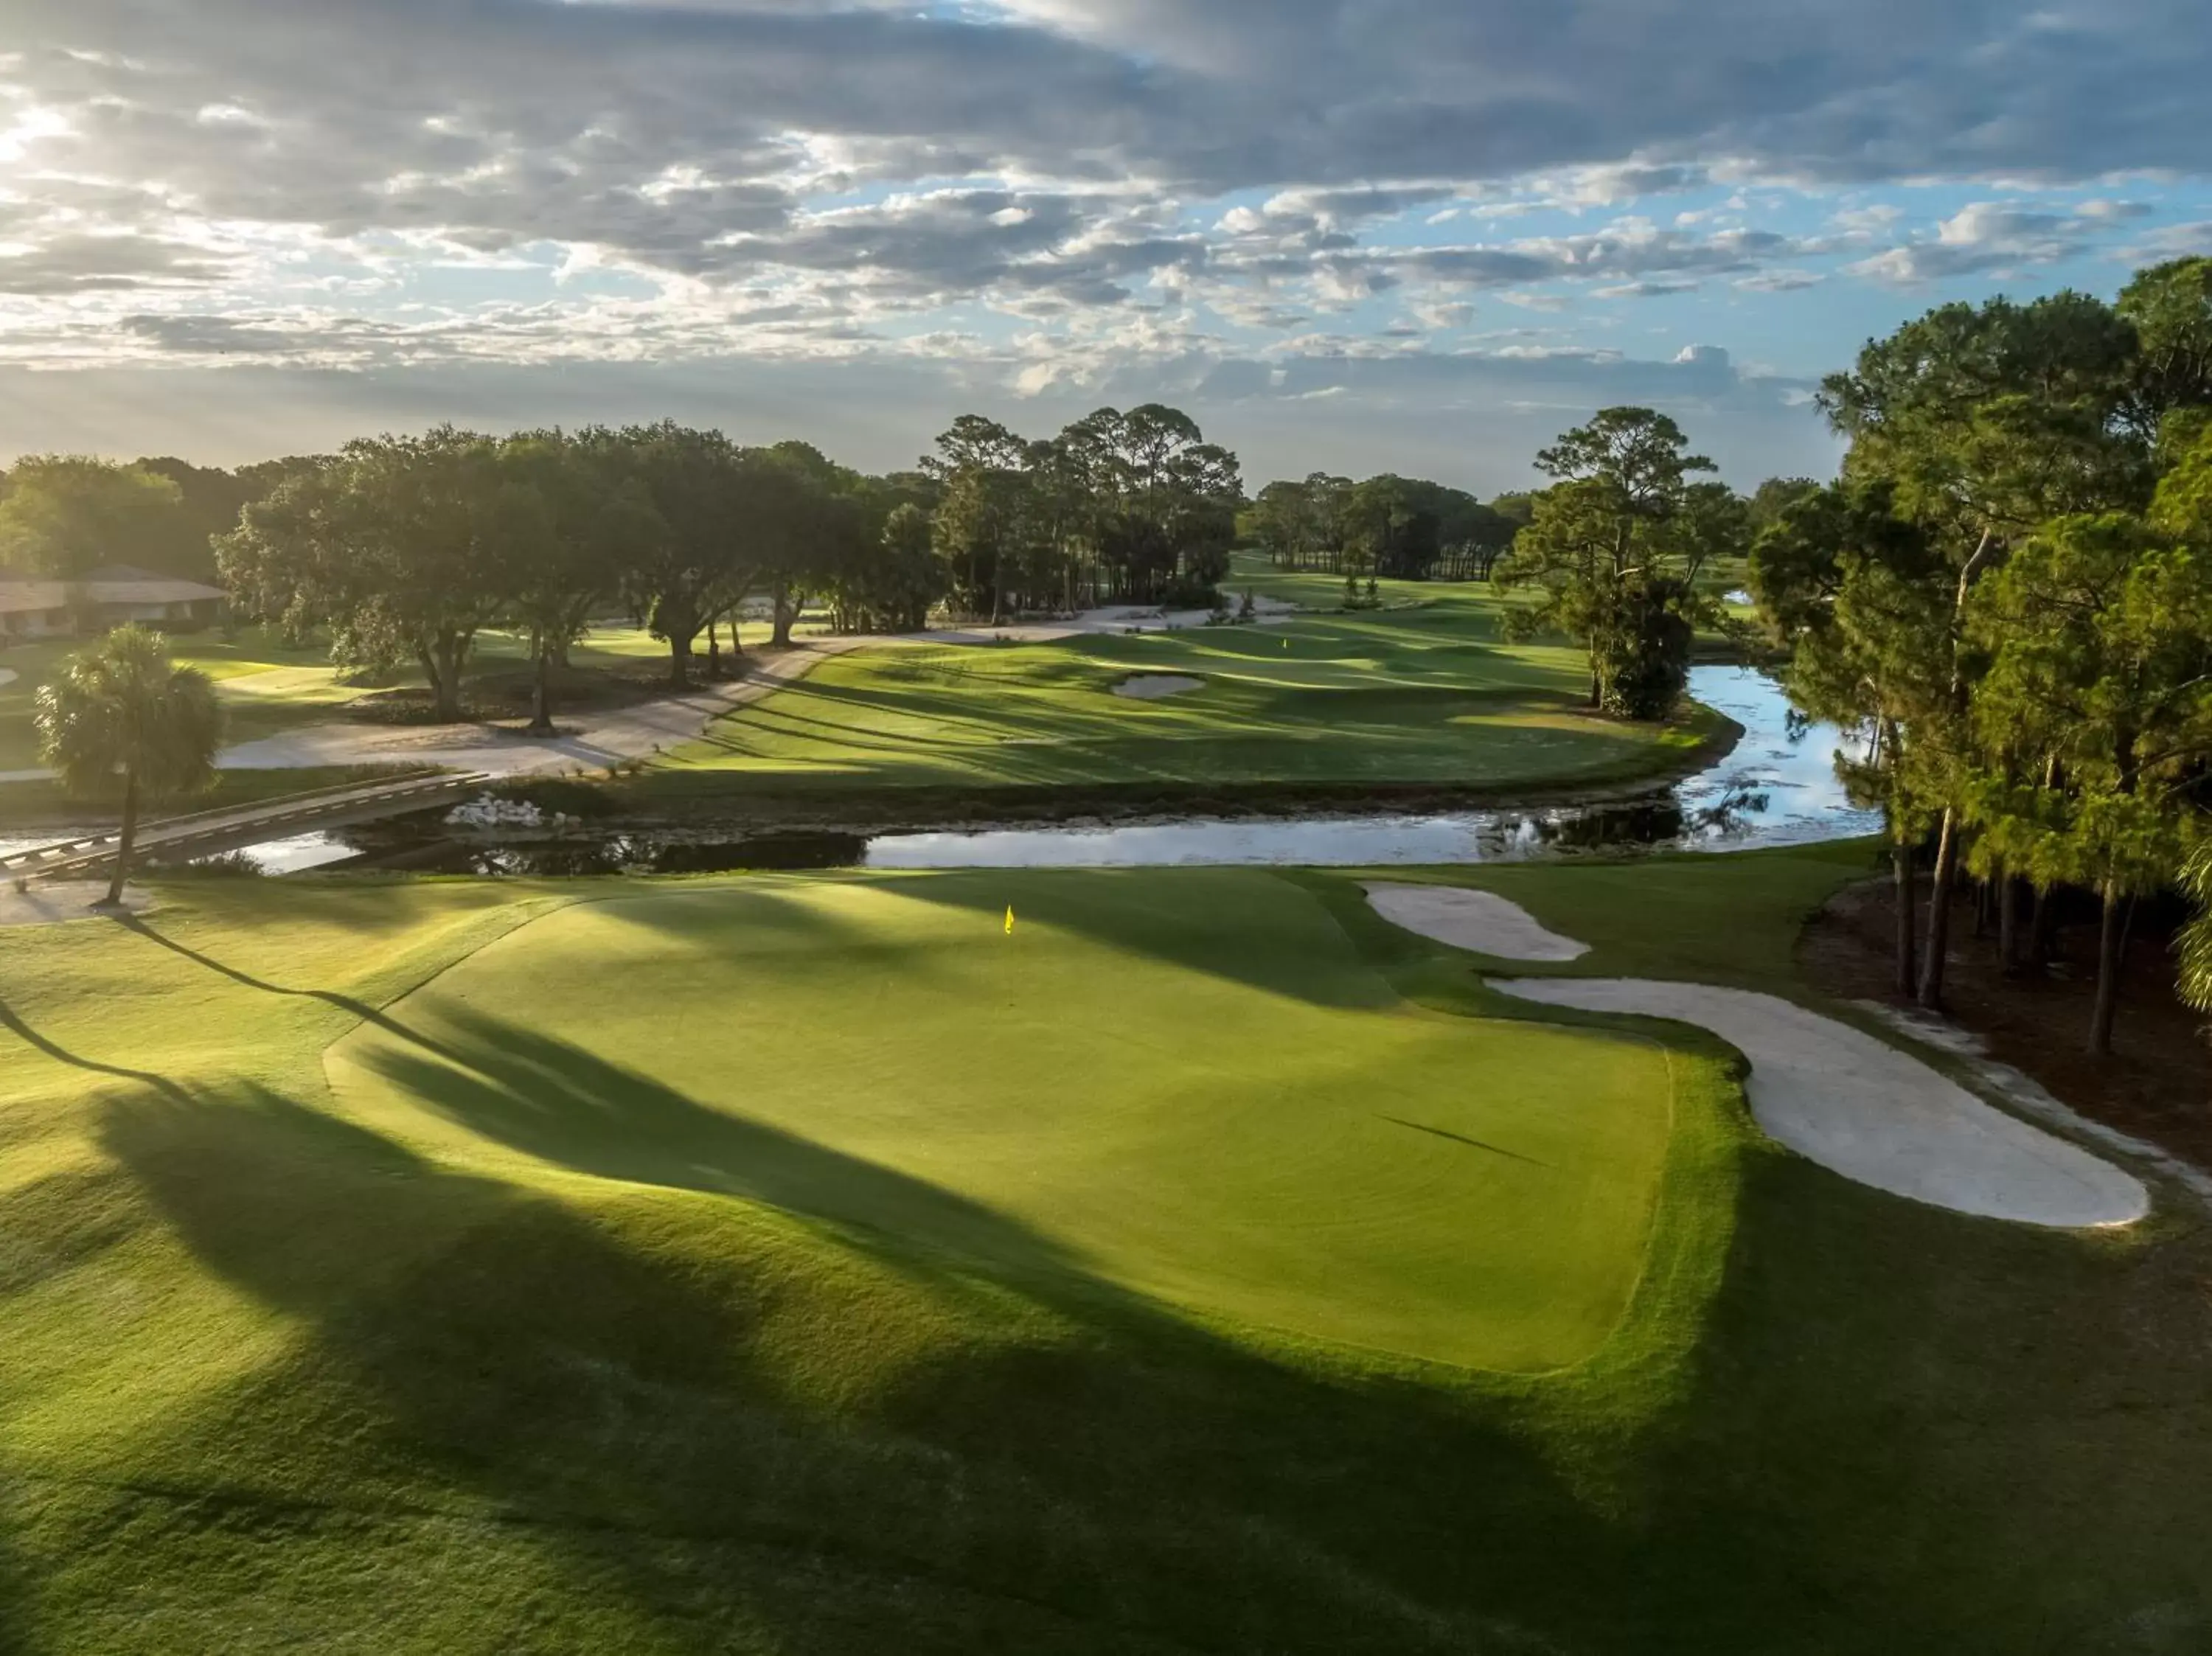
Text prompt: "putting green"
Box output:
[[326, 869, 1677, 1371]]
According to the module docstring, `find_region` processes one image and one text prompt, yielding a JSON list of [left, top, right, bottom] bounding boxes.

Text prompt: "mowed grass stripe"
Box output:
[[649, 598, 1717, 794], [325, 869, 1677, 1371]]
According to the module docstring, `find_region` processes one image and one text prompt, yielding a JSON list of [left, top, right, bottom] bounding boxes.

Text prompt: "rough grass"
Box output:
[[645, 595, 1719, 802], [1, 855, 2208, 1652]]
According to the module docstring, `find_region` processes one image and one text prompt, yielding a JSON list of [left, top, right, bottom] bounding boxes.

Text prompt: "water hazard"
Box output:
[[0, 667, 1881, 877]]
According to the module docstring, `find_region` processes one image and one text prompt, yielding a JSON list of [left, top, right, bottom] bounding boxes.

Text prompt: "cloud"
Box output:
[[2121, 220, 2212, 260], [1734, 269, 1825, 292], [0, 339, 1836, 492], [1848, 198, 2158, 283], [1549, 162, 1714, 207], [0, 232, 239, 293], [4, 1, 2207, 272], [0, 0, 2200, 482]]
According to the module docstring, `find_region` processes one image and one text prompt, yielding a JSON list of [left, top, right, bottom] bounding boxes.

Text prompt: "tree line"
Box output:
[[2, 406, 1249, 733], [1748, 255, 2212, 1051], [1243, 473, 1527, 583], [0, 453, 310, 584]]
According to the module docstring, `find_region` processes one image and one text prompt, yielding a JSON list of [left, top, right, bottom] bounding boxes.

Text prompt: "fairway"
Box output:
[[327, 869, 1675, 1370], [647, 595, 1724, 800]]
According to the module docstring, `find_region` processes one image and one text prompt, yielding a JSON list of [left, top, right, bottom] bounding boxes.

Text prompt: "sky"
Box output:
[[1, 0, 2208, 493]]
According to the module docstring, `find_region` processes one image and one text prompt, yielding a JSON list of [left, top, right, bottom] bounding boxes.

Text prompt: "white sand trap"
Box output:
[[1363, 882, 1589, 962], [1112, 674, 1204, 700], [0, 881, 152, 926], [1489, 977, 2149, 1228]]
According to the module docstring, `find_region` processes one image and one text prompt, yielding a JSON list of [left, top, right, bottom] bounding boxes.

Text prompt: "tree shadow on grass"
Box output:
[[83, 1075, 1635, 1654], [1638, 1145, 2212, 1653], [0, 1490, 35, 1656], [0, 994, 189, 1104], [344, 1003, 1091, 1296], [17, 950, 2176, 1650]]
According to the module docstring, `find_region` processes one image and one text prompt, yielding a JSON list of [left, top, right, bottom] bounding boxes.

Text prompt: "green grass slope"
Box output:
[[645, 595, 1720, 806], [1, 854, 2208, 1653], [327, 870, 1674, 1371]]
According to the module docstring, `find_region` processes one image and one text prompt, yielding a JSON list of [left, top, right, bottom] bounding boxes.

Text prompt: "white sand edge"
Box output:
[[1859, 1001, 2212, 1214], [1111, 674, 1205, 700], [1489, 976, 2149, 1228], [1361, 883, 1590, 962]]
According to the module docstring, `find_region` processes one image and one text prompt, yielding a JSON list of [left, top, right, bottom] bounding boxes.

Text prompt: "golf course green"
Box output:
[[3, 849, 2208, 1652], [328, 871, 1674, 1370]]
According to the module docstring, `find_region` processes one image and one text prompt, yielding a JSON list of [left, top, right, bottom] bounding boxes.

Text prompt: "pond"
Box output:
[[851, 666, 1878, 870], [0, 667, 1880, 878]]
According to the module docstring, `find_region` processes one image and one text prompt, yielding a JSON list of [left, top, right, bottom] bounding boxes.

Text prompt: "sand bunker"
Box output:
[[1489, 976, 2149, 1228], [1361, 883, 1589, 962], [1112, 675, 1204, 700], [0, 882, 151, 926], [1355, 882, 2148, 1225]]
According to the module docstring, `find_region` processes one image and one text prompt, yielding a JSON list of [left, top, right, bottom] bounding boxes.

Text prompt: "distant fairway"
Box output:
[[327, 869, 1675, 1370], [644, 591, 1724, 802]]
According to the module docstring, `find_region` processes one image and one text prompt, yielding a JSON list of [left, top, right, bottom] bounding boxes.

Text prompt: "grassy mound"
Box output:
[[327, 870, 1675, 1371]]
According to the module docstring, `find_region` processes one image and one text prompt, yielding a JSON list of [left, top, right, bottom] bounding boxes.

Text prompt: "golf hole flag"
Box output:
[[1004, 905, 1015, 935]]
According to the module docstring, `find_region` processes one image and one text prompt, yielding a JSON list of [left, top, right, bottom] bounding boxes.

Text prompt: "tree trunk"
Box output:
[[2031, 883, 2059, 968], [527, 645, 555, 737], [772, 582, 797, 649], [1893, 835, 1917, 999], [2089, 880, 2127, 1056], [667, 628, 696, 689], [100, 770, 139, 908], [706, 620, 721, 678], [1997, 866, 2021, 976], [1917, 807, 1960, 1009], [425, 635, 465, 723]]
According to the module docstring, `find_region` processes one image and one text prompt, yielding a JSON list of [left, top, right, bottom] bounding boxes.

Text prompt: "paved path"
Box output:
[[216, 637, 874, 779], [0, 602, 1304, 786]]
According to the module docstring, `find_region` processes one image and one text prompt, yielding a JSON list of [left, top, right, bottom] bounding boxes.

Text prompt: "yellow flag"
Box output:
[[1004, 905, 1015, 935]]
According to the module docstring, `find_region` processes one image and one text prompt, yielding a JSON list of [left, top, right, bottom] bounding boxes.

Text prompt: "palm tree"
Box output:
[[35, 625, 223, 906], [2183, 846, 2212, 1020]]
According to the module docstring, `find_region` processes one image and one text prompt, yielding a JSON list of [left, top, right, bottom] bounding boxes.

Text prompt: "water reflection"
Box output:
[[351, 829, 871, 877]]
